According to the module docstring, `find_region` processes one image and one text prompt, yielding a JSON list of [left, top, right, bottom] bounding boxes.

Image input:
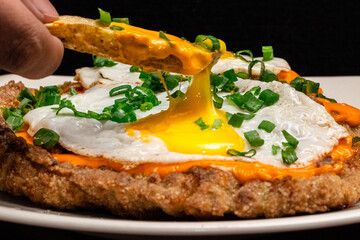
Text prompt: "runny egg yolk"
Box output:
[[126, 63, 245, 156]]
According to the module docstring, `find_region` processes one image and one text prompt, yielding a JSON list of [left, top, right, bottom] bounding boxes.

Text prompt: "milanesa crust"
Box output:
[[1, 81, 360, 219]]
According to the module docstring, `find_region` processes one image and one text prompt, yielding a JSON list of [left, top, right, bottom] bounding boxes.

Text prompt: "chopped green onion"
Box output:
[[226, 93, 243, 108], [17, 98, 34, 114], [211, 119, 223, 130], [227, 148, 256, 157], [243, 92, 264, 113], [194, 35, 220, 51], [6, 115, 24, 132], [33, 128, 59, 150], [259, 69, 278, 82], [258, 120, 276, 133], [69, 88, 78, 96], [290, 77, 320, 94], [282, 130, 299, 148], [244, 130, 264, 147], [227, 113, 245, 128], [159, 31, 171, 43], [112, 17, 129, 24], [317, 93, 337, 103], [234, 50, 254, 62], [248, 60, 265, 79], [129, 66, 142, 72], [98, 8, 112, 26], [170, 90, 185, 99], [262, 46, 274, 61], [194, 117, 209, 130], [110, 25, 124, 31], [109, 85, 132, 97], [140, 102, 154, 112], [212, 87, 224, 109], [17, 87, 36, 103], [281, 147, 298, 165], [272, 145, 281, 155], [249, 86, 261, 96], [54, 99, 77, 115], [223, 69, 238, 83], [92, 55, 117, 67], [239, 112, 256, 120], [352, 137, 360, 147], [258, 89, 279, 106], [236, 72, 249, 79]]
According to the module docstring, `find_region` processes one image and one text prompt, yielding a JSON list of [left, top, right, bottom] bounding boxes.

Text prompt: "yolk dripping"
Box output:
[[126, 64, 245, 156]]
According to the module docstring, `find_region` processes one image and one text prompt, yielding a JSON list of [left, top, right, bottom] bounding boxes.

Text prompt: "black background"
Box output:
[[49, 0, 360, 76]]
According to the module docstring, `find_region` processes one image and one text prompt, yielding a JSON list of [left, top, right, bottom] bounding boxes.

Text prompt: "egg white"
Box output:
[[24, 60, 349, 168]]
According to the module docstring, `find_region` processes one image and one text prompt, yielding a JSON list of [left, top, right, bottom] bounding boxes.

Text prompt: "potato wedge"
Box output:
[[46, 16, 213, 75]]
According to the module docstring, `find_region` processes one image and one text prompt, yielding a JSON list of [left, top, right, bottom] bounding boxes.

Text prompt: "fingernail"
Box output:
[[32, 0, 59, 19]]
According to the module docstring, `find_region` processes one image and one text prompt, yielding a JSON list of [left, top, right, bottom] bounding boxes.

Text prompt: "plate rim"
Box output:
[[1, 201, 360, 236]]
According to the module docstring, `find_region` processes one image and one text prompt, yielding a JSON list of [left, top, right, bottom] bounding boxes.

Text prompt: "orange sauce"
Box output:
[[109, 22, 213, 75], [16, 132, 353, 183], [277, 70, 300, 84], [317, 98, 360, 127]]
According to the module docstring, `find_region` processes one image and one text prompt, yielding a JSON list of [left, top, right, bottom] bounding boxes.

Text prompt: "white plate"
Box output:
[[0, 74, 360, 236]]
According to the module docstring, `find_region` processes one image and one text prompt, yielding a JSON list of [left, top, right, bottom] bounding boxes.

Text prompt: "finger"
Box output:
[[0, 0, 64, 79], [21, 0, 59, 23]]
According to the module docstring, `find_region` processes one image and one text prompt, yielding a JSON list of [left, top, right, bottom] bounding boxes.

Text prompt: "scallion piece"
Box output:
[[352, 137, 360, 146], [259, 69, 278, 82], [227, 113, 245, 128], [244, 130, 264, 147], [211, 119, 223, 130], [226, 93, 243, 108], [129, 66, 142, 72], [112, 17, 129, 24], [249, 86, 261, 96], [159, 31, 171, 43], [17, 98, 34, 114], [248, 60, 265, 79], [272, 145, 281, 155], [140, 102, 154, 112], [194, 117, 209, 130], [258, 120, 276, 133], [243, 93, 264, 113], [110, 25, 124, 31], [17, 87, 36, 102], [109, 85, 132, 97], [33, 128, 59, 150], [98, 8, 112, 26], [227, 148, 256, 157], [69, 88, 78, 96], [282, 130, 299, 148], [212, 87, 224, 109], [6, 115, 24, 132], [281, 147, 298, 165], [170, 90, 185, 99], [317, 93, 337, 103], [234, 50, 254, 62], [93, 55, 117, 67], [195, 35, 220, 51], [236, 72, 249, 79], [223, 69, 238, 83], [262, 46, 274, 61], [258, 89, 279, 106]]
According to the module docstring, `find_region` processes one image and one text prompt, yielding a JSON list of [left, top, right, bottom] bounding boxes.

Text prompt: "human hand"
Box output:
[[0, 0, 64, 79]]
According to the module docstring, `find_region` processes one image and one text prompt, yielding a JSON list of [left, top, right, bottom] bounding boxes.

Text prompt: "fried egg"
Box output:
[[24, 58, 349, 169]]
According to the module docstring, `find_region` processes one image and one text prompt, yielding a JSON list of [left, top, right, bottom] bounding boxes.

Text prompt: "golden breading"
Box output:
[[46, 16, 213, 75], [0, 80, 24, 109]]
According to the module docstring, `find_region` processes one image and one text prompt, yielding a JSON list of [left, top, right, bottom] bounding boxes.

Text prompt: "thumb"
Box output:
[[21, 0, 59, 23]]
